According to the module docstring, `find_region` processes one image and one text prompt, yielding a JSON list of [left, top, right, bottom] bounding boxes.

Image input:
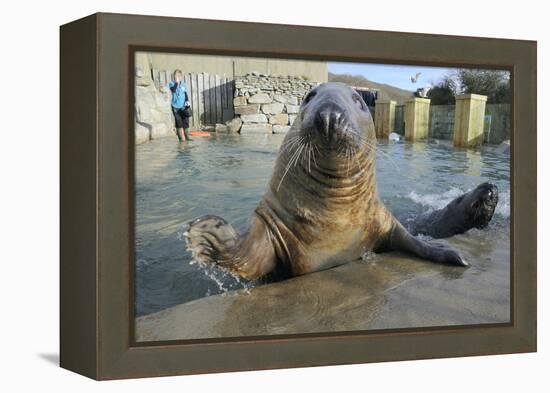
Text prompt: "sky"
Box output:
[[328, 62, 456, 91]]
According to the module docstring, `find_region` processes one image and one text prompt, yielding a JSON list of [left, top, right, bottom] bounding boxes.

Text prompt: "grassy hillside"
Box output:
[[328, 72, 414, 104]]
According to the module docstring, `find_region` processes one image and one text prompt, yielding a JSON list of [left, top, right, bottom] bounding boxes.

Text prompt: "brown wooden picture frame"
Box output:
[[60, 12, 537, 380]]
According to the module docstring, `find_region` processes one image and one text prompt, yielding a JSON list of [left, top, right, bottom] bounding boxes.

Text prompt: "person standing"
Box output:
[[168, 69, 192, 142]]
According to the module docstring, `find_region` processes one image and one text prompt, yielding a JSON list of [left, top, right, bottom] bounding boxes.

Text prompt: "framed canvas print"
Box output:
[[60, 13, 537, 380]]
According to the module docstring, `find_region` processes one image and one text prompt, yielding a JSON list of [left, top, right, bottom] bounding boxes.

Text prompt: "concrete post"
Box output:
[[453, 93, 488, 147], [405, 97, 430, 141], [374, 100, 396, 139]]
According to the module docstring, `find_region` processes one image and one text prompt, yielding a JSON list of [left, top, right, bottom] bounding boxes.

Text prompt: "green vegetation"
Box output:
[[427, 75, 457, 105], [429, 69, 511, 105]]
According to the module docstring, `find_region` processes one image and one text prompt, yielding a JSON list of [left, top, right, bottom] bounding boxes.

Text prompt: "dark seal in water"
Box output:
[[409, 182, 498, 239]]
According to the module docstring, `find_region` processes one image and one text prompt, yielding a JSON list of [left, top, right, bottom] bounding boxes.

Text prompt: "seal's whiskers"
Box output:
[[277, 140, 306, 192], [311, 142, 318, 169], [307, 141, 313, 173], [279, 135, 303, 156], [346, 146, 351, 176]]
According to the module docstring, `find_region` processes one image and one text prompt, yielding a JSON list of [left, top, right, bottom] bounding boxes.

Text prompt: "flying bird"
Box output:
[[410, 72, 422, 83]]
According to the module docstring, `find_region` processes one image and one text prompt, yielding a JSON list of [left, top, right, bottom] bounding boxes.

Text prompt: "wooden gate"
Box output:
[[152, 70, 234, 130]]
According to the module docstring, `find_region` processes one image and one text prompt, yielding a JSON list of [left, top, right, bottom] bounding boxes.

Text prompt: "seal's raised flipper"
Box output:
[[184, 214, 278, 279], [184, 215, 239, 265], [377, 221, 468, 267]]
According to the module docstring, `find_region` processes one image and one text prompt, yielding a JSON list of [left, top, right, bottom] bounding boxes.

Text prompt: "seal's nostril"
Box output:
[[315, 107, 344, 137], [315, 110, 331, 136], [315, 110, 335, 136]]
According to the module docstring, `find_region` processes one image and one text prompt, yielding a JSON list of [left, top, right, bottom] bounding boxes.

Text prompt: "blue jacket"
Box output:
[[168, 81, 189, 109]]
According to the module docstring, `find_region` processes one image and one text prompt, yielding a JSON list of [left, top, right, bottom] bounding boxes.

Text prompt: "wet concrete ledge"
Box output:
[[136, 230, 510, 342]]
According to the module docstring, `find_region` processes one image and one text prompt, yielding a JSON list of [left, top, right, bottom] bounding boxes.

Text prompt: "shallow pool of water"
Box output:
[[134, 134, 510, 317]]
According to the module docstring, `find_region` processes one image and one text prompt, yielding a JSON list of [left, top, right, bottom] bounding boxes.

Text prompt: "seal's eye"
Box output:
[[303, 91, 317, 105], [352, 94, 366, 110]]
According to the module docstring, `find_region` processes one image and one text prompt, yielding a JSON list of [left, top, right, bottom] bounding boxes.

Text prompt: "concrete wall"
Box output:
[[430, 105, 455, 140], [427, 104, 510, 143], [377, 103, 510, 143], [394, 105, 405, 135], [136, 52, 328, 82], [484, 104, 511, 144]]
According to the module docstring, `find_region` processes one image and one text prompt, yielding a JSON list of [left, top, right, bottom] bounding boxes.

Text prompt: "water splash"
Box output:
[[407, 187, 464, 212], [179, 223, 258, 297], [191, 260, 256, 297], [407, 187, 510, 219], [495, 189, 510, 218], [361, 250, 377, 262], [416, 233, 435, 241], [175, 229, 185, 241]]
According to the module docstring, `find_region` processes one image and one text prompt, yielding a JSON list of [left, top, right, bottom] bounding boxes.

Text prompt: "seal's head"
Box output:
[[452, 182, 499, 229], [298, 82, 375, 155], [273, 82, 378, 193]]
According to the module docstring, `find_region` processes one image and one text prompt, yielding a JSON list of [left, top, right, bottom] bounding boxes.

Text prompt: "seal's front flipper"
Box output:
[[184, 215, 239, 266], [379, 221, 468, 267], [184, 214, 278, 279]]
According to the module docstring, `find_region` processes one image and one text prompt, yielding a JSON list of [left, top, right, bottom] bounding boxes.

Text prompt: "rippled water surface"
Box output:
[[135, 134, 510, 317]]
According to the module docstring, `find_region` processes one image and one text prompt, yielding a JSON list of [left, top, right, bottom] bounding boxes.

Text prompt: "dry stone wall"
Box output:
[[226, 73, 319, 134]]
